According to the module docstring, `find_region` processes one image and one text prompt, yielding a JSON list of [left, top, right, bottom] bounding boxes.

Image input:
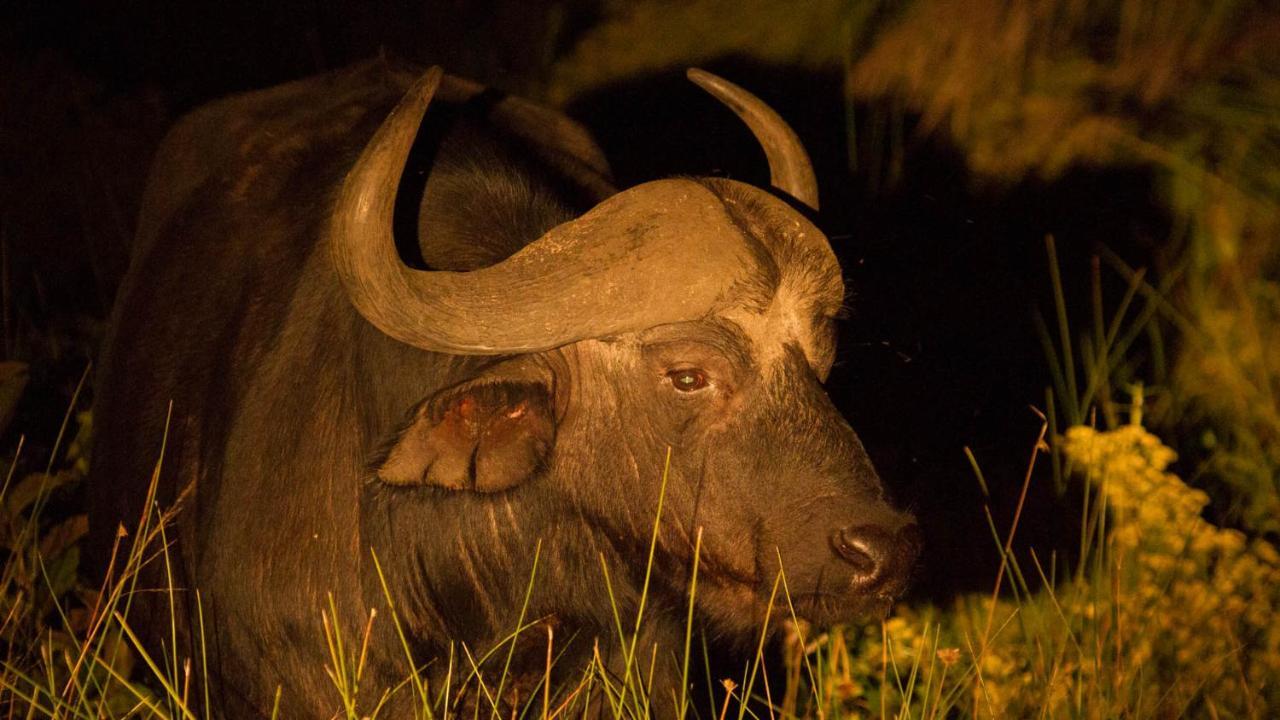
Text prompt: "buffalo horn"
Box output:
[[686, 68, 819, 211], [330, 67, 759, 354]]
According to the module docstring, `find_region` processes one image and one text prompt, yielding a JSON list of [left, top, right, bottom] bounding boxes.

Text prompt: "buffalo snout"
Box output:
[[831, 521, 922, 599]]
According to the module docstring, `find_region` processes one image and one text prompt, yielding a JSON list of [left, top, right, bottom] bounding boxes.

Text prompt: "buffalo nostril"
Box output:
[[831, 527, 880, 575], [831, 523, 921, 596]]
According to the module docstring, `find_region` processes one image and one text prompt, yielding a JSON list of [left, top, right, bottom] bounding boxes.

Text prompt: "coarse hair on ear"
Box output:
[[376, 364, 556, 492]]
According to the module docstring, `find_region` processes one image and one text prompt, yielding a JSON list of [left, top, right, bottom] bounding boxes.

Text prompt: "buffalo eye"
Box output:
[[666, 368, 709, 392]]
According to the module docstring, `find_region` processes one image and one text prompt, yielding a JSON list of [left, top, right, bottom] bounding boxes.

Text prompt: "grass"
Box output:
[[3, 2, 1278, 712], [0, 237, 1276, 718], [1, 375, 1277, 717]]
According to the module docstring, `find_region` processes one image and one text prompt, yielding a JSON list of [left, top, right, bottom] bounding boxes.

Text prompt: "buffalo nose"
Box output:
[[831, 523, 922, 596]]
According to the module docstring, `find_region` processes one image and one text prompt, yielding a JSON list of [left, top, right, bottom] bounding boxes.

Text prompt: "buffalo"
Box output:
[[88, 60, 920, 717]]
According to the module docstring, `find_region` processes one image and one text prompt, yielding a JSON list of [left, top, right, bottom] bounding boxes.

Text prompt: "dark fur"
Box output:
[[90, 60, 917, 718], [91, 61, 585, 716]]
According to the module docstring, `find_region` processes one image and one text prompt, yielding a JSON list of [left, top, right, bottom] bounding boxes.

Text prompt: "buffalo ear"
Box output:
[[377, 381, 554, 492]]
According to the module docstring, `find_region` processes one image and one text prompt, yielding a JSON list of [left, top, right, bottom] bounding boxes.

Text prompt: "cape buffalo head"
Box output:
[[332, 67, 919, 654]]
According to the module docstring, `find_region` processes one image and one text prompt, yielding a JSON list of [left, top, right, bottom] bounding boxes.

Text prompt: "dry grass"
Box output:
[[2, 395, 1278, 717]]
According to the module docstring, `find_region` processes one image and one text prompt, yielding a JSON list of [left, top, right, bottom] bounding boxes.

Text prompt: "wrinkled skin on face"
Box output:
[[361, 183, 920, 713], [554, 265, 918, 635]]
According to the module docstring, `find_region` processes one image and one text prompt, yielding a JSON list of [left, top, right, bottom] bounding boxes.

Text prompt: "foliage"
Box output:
[[846, 0, 1280, 536], [544, 0, 862, 103], [0, 410, 157, 717], [812, 414, 1280, 719], [1061, 422, 1279, 714]]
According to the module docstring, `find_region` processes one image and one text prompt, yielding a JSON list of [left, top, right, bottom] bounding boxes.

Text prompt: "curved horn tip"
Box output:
[[684, 67, 820, 212], [686, 67, 711, 84], [409, 65, 446, 103], [330, 63, 452, 352]]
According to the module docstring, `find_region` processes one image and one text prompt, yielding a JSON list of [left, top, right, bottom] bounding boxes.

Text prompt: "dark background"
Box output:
[[1, 0, 1170, 600]]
